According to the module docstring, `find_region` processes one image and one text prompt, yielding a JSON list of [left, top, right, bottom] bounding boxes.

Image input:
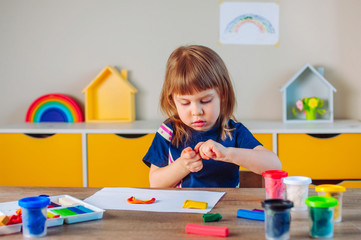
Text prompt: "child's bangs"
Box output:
[[171, 64, 216, 96]]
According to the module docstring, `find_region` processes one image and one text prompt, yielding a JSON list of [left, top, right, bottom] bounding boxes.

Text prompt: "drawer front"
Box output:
[[0, 133, 83, 187], [278, 133, 361, 179], [254, 133, 273, 151], [239, 133, 273, 171], [339, 180, 361, 188], [88, 133, 155, 187]]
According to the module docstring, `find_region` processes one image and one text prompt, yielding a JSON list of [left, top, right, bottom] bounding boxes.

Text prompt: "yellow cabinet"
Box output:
[[87, 133, 154, 187], [239, 133, 273, 171], [0, 133, 83, 187], [254, 133, 273, 151], [278, 133, 361, 179]]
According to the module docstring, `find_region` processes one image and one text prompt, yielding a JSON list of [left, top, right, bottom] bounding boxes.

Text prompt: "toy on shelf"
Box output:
[[25, 93, 83, 122], [82, 65, 138, 122], [280, 64, 336, 123], [292, 96, 327, 120]]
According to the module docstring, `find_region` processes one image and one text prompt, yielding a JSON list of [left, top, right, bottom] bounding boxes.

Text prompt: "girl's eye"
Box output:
[[180, 102, 190, 105], [201, 98, 212, 104]]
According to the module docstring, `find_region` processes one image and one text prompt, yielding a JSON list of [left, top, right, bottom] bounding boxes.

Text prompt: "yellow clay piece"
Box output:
[[0, 215, 10, 226], [183, 200, 208, 209]]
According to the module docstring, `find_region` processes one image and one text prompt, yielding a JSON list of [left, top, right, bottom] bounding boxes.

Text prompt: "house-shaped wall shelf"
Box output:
[[280, 63, 336, 123], [82, 66, 137, 122]]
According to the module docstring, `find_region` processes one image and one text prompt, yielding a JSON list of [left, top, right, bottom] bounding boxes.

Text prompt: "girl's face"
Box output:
[[173, 89, 221, 131]]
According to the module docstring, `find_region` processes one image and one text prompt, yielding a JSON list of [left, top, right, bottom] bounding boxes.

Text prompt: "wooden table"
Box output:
[[0, 187, 360, 239]]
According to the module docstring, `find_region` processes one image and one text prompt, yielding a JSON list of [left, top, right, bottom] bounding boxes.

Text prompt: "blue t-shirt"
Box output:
[[143, 119, 261, 188]]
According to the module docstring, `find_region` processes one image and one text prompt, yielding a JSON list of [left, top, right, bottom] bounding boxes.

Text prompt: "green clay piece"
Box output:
[[51, 208, 78, 217], [203, 213, 222, 222]]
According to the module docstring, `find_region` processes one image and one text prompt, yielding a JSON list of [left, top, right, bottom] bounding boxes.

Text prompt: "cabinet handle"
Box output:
[[312, 179, 343, 185], [24, 133, 55, 139], [306, 133, 341, 139], [115, 134, 148, 139]]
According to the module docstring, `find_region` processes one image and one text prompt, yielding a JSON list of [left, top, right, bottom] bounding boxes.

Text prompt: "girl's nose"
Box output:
[[192, 103, 203, 116]]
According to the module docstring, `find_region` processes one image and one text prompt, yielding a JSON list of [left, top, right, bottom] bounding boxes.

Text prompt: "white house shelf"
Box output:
[[280, 63, 336, 123]]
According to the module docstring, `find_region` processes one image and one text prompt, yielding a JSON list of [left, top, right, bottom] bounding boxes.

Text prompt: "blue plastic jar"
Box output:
[[18, 196, 50, 238], [262, 199, 294, 240], [305, 196, 338, 238]]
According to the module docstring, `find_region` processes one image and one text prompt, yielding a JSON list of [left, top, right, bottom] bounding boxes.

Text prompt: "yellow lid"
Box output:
[[315, 184, 346, 193]]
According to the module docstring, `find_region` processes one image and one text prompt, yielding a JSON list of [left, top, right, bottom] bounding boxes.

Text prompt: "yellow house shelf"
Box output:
[[82, 66, 138, 122]]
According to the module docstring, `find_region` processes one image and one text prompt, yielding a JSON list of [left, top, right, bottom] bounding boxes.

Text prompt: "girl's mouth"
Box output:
[[193, 120, 205, 127]]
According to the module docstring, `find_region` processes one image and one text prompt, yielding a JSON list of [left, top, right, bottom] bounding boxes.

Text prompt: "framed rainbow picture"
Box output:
[[25, 93, 83, 122]]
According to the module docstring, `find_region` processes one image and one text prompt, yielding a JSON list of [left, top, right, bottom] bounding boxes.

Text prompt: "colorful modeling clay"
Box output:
[[50, 205, 94, 217], [58, 197, 78, 206], [262, 170, 288, 199], [46, 212, 60, 219], [127, 196, 156, 204], [51, 208, 79, 217], [252, 208, 264, 212], [73, 205, 94, 213], [6, 207, 23, 225], [185, 223, 228, 237], [183, 200, 208, 209], [0, 215, 10, 226], [309, 207, 333, 237], [305, 196, 338, 238], [203, 213, 222, 222], [8, 214, 22, 225], [262, 199, 293, 240], [18, 196, 50, 237], [237, 209, 265, 221], [315, 184, 346, 222], [266, 178, 285, 198], [16, 208, 22, 216], [284, 176, 312, 211], [48, 202, 62, 208]]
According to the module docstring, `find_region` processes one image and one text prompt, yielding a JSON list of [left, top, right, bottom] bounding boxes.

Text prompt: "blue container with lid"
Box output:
[[305, 196, 338, 238], [262, 199, 294, 240], [19, 196, 50, 238]]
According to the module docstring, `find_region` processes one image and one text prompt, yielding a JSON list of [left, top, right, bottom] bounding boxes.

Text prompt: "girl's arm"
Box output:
[[225, 145, 282, 174], [195, 140, 282, 175], [149, 147, 203, 188]]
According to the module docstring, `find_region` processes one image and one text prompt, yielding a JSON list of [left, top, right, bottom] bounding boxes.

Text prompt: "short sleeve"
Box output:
[[234, 123, 262, 149], [143, 122, 173, 168]]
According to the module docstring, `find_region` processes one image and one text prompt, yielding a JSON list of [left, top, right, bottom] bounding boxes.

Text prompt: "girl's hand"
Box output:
[[195, 140, 227, 161], [181, 147, 203, 172]]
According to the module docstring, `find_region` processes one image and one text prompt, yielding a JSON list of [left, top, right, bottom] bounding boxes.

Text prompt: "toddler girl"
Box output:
[[143, 45, 281, 188]]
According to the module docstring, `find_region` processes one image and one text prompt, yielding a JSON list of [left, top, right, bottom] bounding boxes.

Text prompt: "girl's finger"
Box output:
[[194, 142, 204, 153]]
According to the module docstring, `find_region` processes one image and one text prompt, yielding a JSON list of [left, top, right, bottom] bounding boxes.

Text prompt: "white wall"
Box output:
[[1, 0, 360, 125]]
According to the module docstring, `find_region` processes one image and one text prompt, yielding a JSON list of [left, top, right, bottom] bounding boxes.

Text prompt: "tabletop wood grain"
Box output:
[[0, 187, 360, 239]]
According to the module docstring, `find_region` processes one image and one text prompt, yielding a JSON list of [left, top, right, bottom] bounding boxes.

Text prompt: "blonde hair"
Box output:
[[160, 45, 236, 147]]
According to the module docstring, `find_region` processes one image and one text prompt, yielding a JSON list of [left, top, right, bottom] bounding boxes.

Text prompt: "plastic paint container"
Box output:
[[315, 184, 346, 222], [262, 199, 293, 240], [305, 196, 338, 239], [283, 176, 312, 211], [18, 196, 50, 238], [262, 170, 288, 199]]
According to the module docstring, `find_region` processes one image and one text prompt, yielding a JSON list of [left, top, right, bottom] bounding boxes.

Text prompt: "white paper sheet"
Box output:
[[84, 188, 225, 214], [220, 2, 280, 45]]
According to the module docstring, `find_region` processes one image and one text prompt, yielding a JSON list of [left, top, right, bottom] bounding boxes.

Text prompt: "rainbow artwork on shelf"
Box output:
[[225, 14, 275, 34], [25, 93, 83, 122]]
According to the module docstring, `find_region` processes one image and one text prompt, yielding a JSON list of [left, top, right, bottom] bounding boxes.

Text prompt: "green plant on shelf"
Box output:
[[292, 97, 327, 120]]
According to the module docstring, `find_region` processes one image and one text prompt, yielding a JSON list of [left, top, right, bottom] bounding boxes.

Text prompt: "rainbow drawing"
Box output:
[[25, 93, 83, 122], [225, 14, 275, 34]]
